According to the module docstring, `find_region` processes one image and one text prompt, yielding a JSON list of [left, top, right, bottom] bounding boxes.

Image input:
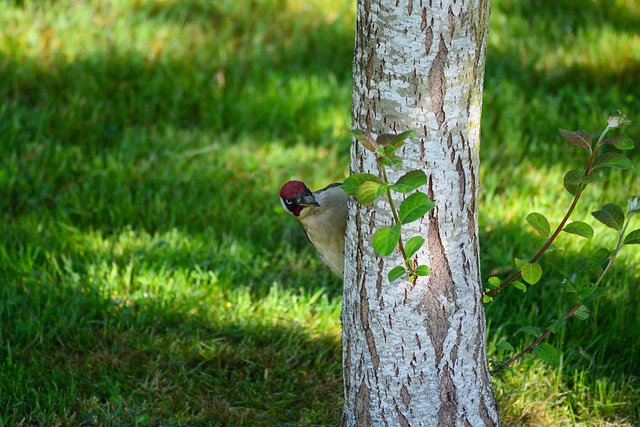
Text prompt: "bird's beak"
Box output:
[[299, 194, 320, 207]]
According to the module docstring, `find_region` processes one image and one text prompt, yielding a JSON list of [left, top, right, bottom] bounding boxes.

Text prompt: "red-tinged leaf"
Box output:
[[351, 129, 377, 152], [377, 130, 416, 149], [558, 128, 592, 151]]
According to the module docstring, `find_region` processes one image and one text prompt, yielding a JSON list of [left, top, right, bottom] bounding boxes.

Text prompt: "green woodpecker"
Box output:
[[279, 180, 348, 279]]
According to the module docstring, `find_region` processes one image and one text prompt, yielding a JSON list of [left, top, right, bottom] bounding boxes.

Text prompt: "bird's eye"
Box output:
[[285, 199, 293, 205]]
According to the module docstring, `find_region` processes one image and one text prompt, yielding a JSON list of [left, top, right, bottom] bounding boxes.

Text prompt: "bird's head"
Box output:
[[280, 180, 320, 217]]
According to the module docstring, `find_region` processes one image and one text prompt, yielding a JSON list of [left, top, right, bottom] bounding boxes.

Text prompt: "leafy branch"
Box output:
[[494, 199, 640, 372], [487, 113, 638, 371], [484, 113, 634, 299], [342, 130, 435, 283]]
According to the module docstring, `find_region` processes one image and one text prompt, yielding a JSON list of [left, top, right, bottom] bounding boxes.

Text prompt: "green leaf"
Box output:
[[398, 192, 435, 224], [534, 343, 559, 365], [561, 279, 576, 294], [583, 247, 611, 271], [515, 326, 541, 337], [590, 152, 634, 172], [483, 295, 493, 303], [391, 170, 427, 193], [356, 181, 387, 205], [380, 155, 403, 168], [526, 212, 551, 237], [579, 285, 606, 304], [388, 266, 406, 282], [377, 130, 416, 150], [414, 265, 430, 276], [380, 145, 398, 158], [341, 173, 383, 198], [592, 203, 625, 231], [513, 280, 527, 293], [372, 224, 401, 256], [563, 169, 584, 196], [558, 128, 592, 151], [572, 305, 590, 320], [601, 136, 634, 150], [487, 276, 501, 289], [496, 341, 515, 352], [623, 229, 640, 245], [404, 235, 425, 258], [520, 262, 542, 285], [548, 319, 564, 333], [351, 129, 377, 152], [562, 221, 594, 239]]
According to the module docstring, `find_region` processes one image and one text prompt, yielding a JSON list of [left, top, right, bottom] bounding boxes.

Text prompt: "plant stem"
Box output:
[[485, 124, 611, 297], [486, 184, 584, 296], [493, 216, 628, 372], [381, 166, 410, 264]]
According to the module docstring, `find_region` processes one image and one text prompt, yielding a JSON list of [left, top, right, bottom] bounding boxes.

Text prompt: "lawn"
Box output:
[[0, 0, 638, 425]]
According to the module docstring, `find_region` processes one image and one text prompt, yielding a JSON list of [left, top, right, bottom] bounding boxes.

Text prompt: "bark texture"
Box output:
[[342, 0, 499, 425]]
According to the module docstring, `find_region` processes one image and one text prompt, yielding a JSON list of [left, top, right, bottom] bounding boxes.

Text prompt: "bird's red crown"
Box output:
[[280, 180, 307, 199]]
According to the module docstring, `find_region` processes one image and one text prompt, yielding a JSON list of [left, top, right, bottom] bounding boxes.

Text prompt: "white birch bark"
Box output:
[[342, 0, 499, 425]]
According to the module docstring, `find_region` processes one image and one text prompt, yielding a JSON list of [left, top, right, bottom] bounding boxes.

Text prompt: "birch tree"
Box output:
[[342, 0, 500, 425]]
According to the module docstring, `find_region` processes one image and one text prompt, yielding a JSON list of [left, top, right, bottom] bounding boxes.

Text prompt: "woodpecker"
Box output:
[[280, 180, 348, 279]]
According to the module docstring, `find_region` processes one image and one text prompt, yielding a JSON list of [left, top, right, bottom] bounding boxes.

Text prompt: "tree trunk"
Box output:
[[342, 0, 499, 426]]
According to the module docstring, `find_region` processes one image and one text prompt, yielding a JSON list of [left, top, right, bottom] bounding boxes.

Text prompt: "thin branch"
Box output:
[[381, 166, 409, 263], [486, 124, 610, 297], [493, 215, 629, 372]]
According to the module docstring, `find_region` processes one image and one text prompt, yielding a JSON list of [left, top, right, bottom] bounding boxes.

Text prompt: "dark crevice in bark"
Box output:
[[427, 35, 448, 129], [437, 363, 457, 426], [355, 379, 373, 427], [360, 277, 379, 372], [420, 176, 455, 366]]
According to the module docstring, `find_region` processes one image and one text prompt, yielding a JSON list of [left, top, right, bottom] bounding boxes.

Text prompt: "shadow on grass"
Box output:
[[480, 220, 640, 378], [0, 272, 342, 425]]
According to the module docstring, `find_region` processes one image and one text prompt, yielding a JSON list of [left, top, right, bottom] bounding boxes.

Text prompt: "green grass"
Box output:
[[1, 0, 638, 425]]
